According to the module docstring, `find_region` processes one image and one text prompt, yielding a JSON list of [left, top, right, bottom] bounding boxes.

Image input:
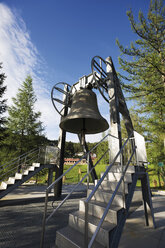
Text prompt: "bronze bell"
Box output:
[[60, 88, 109, 134]]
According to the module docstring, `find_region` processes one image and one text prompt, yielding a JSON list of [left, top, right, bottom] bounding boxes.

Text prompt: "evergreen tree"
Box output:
[[116, 0, 165, 165], [0, 63, 7, 143], [64, 141, 75, 157], [121, 108, 146, 139], [7, 75, 44, 156]]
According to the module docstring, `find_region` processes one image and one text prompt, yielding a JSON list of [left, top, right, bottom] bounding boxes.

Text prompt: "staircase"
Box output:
[[0, 162, 44, 199], [55, 165, 144, 248], [0, 147, 52, 200], [40, 133, 155, 248]]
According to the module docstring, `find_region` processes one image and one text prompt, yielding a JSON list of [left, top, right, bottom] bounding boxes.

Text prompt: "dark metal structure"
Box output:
[[51, 56, 135, 197], [39, 55, 156, 248]]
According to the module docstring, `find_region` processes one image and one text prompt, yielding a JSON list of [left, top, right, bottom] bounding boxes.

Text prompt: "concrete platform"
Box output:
[[119, 193, 165, 248], [0, 184, 164, 248]]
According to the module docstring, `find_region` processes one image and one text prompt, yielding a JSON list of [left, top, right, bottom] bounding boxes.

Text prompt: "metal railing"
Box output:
[[40, 133, 111, 248], [0, 147, 43, 183], [40, 132, 136, 248], [84, 132, 136, 247]]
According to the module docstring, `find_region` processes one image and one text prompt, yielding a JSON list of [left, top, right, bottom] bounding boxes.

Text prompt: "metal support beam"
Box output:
[[106, 57, 122, 163], [54, 85, 69, 198], [54, 128, 66, 198], [141, 172, 156, 228], [47, 168, 53, 193], [78, 134, 98, 182]]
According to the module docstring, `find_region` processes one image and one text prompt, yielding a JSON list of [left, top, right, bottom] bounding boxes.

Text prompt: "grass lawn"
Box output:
[[31, 163, 165, 190], [63, 163, 108, 184], [63, 163, 165, 190]]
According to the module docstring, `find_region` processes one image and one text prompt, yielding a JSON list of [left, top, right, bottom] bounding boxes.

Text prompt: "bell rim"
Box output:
[[60, 117, 109, 134]]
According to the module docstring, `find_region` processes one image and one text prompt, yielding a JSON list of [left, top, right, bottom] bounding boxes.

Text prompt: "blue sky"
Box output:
[[0, 0, 151, 142]]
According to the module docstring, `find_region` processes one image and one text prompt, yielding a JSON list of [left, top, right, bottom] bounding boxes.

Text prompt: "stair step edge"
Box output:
[[107, 165, 135, 173], [32, 163, 40, 167], [0, 185, 6, 190], [79, 199, 122, 212], [69, 211, 115, 246], [69, 210, 116, 231], [15, 173, 22, 179], [88, 187, 124, 196], [56, 226, 105, 248]]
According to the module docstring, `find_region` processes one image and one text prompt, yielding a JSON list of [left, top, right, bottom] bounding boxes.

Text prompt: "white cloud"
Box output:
[[0, 4, 37, 95], [0, 3, 109, 144], [0, 3, 59, 140]]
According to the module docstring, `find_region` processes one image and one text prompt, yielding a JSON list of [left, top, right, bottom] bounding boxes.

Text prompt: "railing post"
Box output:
[[131, 137, 136, 166], [121, 151, 126, 209], [84, 201, 88, 248], [39, 134, 111, 248], [40, 190, 49, 248], [37, 147, 41, 162], [24, 154, 27, 172], [87, 153, 90, 191], [17, 156, 21, 173]]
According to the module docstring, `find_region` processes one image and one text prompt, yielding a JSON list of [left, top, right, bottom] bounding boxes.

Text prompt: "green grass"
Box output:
[[62, 163, 165, 189], [30, 162, 165, 190], [62, 163, 108, 184]]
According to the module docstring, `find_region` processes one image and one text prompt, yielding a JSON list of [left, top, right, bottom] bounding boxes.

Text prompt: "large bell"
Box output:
[[60, 88, 109, 134]]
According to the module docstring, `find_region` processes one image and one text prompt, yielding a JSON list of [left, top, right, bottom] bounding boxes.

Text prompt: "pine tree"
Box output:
[[0, 63, 7, 143], [116, 0, 165, 165], [121, 108, 146, 138], [7, 75, 44, 156]]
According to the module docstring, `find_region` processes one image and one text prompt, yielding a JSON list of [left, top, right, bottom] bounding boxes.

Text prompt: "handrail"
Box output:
[[0, 147, 42, 183], [40, 132, 136, 248], [40, 133, 112, 248], [85, 132, 133, 204], [0, 152, 39, 178], [46, 133, 110, 192], [47, 149, 109, 224], [87, 146, 136, 248], [0, 148, 38, 169], [83, 132, 134, 247]]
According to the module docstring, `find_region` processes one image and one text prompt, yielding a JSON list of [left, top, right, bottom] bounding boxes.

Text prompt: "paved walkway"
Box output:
[[0, 184, 165, 248], [0, 184, 87, 248], [119, 193, 165, 248]]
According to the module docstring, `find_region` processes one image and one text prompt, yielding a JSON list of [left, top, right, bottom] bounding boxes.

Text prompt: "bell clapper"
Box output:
[[81, 118, 86, 151], [80, 120, 90, 189]]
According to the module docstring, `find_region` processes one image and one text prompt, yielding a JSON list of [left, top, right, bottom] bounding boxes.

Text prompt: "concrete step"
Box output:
[[22, 170, 29, 175], [0, 181, 7, 190], [95, 179, 130, 193], [7, 177, 16, 184], [88, 187, 125, 207], [15, 173, 22, 180], [55, 226, 105, 248], [101, 172, 133, 182], [69, 211, 115, 247], [22, 164, 40, 175], [22, 166, 35, 175], [28, 166, 35, 171], [109, 165, 135, 173], [32, 162, 40, 167], [79, 199, 123, 224]]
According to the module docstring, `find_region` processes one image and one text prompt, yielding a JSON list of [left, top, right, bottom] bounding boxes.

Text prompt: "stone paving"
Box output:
[[119, 194, 165, 248], [0, 184, 164, 248], [0, 184, 86, 248]]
